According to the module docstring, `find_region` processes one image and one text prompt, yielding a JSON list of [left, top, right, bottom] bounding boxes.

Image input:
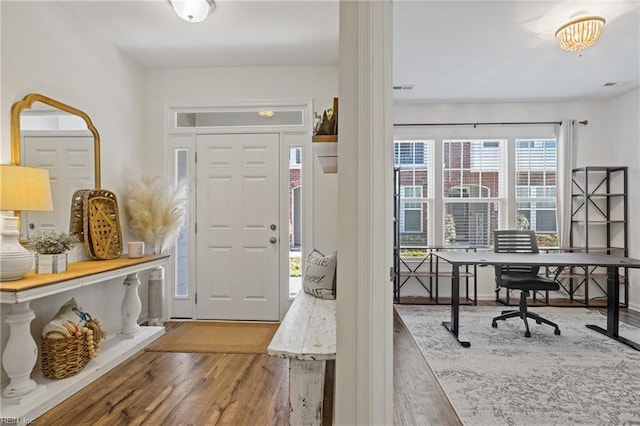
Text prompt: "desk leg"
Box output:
[[121, 273, 142, 335], [2, 302, 38, 397], [289, 359, 325, 426], [442, 264, 470, 347], [586, 266, 640, 351]]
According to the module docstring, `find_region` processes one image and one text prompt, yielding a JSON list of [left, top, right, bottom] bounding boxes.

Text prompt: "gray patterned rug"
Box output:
[[395, 305, 640, 426]]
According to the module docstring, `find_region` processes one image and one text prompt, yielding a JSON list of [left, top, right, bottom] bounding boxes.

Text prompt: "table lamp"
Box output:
[[0, 165, 53, 281]]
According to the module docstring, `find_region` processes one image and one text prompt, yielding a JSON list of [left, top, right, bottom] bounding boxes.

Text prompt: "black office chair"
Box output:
[[492, 230, 561, 337]]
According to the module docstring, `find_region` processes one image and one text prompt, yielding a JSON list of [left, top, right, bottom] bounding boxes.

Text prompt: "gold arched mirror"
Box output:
[[11, 93, 101, 237]]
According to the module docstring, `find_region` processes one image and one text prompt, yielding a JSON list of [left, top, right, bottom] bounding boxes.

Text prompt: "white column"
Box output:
[[335, 1, 394, 425], [121, 273, 142, 335], [2, 301, 38, 398], [147, 266, 164, 326]]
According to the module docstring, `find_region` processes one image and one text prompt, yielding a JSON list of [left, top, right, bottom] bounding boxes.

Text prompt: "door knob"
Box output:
[[270, 237, 277, 244]]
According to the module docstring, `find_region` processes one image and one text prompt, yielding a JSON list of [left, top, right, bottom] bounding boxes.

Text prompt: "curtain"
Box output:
[[556, 120, 576, 249]]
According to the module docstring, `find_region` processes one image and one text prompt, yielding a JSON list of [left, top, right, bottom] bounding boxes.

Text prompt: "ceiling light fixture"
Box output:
[[169, 0, 215, 23], [555, 12, 605, 55], [258, 111, 275, 118]]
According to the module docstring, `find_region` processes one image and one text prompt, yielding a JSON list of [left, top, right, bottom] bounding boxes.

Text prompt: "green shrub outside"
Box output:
[[537, 233, 559, 247], [290, 256, 302, 277]]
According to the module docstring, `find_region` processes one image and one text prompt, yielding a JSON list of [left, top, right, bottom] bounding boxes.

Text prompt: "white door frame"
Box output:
[[163, 100, 314, 321]]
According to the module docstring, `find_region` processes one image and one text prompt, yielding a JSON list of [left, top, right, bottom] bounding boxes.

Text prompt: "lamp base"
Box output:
[[0, 216, 33, 281]]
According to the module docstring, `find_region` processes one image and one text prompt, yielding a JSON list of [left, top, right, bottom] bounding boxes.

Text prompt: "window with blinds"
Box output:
[[394, 141, 433, 247], [394, 134, 558, 250], [443, 140, 506, 248], [515, 139, 558, 246]]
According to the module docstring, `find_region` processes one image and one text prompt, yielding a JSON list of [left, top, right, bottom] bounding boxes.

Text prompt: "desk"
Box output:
[[432, 251, 640, 350], [1, 255, 169, 419]]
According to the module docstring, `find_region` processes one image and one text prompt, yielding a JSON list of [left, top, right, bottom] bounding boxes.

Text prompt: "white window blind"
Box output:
[[395, 140, 433, 245], [515, 139, 558, 245], [443, 140, 507, 248]]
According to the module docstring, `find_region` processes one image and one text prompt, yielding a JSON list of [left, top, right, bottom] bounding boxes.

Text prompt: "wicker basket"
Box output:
[[41, 331, 90, 380], [69, 189, 93, 242], [41, 319, 106, 380], [82, 189, 123, 260]]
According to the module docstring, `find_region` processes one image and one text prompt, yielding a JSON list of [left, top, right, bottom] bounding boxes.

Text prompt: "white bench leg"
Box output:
[[289, 359, 326, 426]]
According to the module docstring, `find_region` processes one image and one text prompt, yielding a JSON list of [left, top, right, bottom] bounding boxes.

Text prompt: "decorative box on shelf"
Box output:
[[312, 135, 338, 173], [35, 253, 68, 274]]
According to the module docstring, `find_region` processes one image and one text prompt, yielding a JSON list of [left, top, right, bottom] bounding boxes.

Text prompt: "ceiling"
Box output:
[[59, 0, 639, 103]]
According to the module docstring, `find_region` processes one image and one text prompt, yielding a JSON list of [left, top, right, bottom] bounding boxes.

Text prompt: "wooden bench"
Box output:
[[268, 291, 336, 425]]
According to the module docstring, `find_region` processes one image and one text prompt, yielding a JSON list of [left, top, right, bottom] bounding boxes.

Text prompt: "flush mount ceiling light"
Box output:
[[169, 0, 215, 23], [555, 12, 606, 55], [258, 110, 275, 118]]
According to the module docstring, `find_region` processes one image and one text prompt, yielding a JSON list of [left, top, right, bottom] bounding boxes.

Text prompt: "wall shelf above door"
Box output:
[[312, 135, 337, 173]]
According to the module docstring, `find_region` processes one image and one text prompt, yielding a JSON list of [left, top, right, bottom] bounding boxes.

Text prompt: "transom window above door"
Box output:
[[174, 110, 305, 128]]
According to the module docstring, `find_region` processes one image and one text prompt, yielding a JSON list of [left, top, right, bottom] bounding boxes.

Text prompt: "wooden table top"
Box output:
[[1, 255, 170, 293]]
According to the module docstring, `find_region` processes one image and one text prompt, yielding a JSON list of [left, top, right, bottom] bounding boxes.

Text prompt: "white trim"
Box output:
[[165, 133, 197, 320], [335, 1, 393, 424], [163, 100, 314, 321]]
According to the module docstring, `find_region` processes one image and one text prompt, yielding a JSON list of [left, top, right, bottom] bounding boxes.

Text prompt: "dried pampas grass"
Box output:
[[122, 176, 188, 255]]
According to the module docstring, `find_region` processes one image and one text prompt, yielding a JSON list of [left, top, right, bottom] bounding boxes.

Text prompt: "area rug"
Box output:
[[145, 321, 279, 354], [395, 305, 640, 425]]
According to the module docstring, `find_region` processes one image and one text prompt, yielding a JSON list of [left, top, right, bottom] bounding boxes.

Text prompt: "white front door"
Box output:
[[195, 133, 280, 320], [22, 134, 94, 237]]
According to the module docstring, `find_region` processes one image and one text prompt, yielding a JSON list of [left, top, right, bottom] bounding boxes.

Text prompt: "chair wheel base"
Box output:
[[525, 331, 531, 338], [536, 320, 542, 324], [492, 322, 498, 328], [554, 329, 561, 335]]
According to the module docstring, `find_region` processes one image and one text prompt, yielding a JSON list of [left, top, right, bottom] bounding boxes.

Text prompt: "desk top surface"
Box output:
[[1, 255, 170, 293], [432, 251, 640, 268]]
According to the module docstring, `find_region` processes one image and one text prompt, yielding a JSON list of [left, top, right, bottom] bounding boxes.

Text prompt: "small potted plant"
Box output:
[[29, 231, 76, 274]]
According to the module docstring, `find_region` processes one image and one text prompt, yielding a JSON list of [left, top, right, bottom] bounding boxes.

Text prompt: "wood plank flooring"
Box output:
[[393, 310, 461, 425], [32, 305, 640, 425]]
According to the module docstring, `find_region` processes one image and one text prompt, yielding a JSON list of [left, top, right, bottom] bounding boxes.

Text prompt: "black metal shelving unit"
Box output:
[[567, 166, 628, 307]]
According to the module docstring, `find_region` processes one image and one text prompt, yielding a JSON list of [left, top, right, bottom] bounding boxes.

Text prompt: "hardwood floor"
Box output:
[[34, 351, 289, 425], [34, 321, 290, 426], [32, 305, 640, 425], [393, 310, 461, 426]]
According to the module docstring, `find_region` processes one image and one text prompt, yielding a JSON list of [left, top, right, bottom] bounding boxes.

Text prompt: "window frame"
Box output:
[[394, 125, 558, 249], [394, 139, 434, 245]]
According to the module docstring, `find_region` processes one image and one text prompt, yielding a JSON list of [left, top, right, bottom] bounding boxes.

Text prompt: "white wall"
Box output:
[[394, 98, 638, 302], [1, 2, 146, 386], [606, 88, 640, 310], [144, 65, 339, 254]]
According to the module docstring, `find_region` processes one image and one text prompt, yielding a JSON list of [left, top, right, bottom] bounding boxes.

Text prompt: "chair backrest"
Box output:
[[494, 230, 540, 276]]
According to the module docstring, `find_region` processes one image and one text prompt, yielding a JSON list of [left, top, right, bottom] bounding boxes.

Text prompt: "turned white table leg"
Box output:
[[289, 359, 326, 426], [2, 301, 38, 398], [121, 272, 141, 335]]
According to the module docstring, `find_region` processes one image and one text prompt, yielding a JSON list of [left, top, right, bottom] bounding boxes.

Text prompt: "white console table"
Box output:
[[0, 254, 169, 420]]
